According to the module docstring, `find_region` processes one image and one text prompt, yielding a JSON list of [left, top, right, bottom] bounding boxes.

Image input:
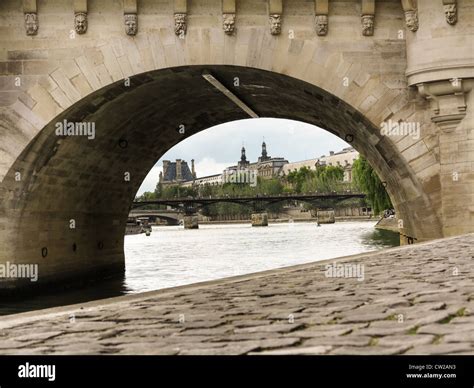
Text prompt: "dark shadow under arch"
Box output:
[[0, 65, 442, 290]]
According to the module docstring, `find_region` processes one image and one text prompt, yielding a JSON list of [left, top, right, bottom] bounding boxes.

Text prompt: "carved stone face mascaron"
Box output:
[[25, 12, 38, 36], [405, 10, 419, 32], [124, 13, 137, 36], [444, 4, 457, 25], [269, 14, 281, 35], [361, 15, 374, 36], [74, 12, 87, 34], [174, 13, 187, 36], [316, 15, 328, 36], [223, 13, 235, 34]]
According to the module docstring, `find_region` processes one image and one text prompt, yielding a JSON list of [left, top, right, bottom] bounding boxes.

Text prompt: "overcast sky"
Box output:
[[136, 118, 350, 195]]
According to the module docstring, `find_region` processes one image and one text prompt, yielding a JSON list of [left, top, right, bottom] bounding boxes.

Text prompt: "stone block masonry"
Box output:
[[0, 0, 472, 290]]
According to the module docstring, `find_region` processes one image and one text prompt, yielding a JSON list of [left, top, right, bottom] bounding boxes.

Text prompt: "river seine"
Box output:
[[0, 221, 398, 315]]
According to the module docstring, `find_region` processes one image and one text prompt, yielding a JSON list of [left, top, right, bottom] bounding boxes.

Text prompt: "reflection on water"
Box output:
[[360, 227, 401, 248], [0, 221, 398, 316]]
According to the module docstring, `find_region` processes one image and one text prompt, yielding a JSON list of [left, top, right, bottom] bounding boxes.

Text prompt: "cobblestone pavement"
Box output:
[[1, 234, 473, 355]]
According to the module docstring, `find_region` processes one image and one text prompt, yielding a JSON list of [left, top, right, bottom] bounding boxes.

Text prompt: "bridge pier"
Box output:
[[317, 210, 335, 224], [183, 215, 199, 229], [403, 0, 474, 241], [251, 213, 268, 227]]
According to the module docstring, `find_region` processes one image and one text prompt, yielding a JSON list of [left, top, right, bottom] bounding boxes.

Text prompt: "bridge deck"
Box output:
[[0, 234, 473, 355], [132, 192, 366, 209]]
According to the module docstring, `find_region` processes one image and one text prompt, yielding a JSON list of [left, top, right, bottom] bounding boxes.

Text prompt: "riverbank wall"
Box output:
[[375, 217, 399, 233]]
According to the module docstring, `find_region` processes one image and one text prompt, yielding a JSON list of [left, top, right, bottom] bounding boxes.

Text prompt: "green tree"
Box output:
[[286, 166, 314, 193], [137, 191, 156, 201], [352, 156, 392, 215], [299, 165, 346, 193], [134, 191, 160, 209]]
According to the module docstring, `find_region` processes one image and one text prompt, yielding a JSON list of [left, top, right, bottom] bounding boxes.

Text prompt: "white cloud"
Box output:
[[135, 118, 351, 196], [194, 157, 229, 178], [136, 165, 162, 195]]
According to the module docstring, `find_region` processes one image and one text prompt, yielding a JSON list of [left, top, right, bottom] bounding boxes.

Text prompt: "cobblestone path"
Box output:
[[1, 234, 473, 355]]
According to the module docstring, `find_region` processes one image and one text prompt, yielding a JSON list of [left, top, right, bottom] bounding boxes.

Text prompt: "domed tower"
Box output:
[[261, 141, 268, 158], [238, 146, 249, 168], [258, 141, 270, 162], [241, 146, 247, 162]]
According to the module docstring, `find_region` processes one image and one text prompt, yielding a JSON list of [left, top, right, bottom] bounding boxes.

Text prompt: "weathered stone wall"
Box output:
[[375, 216, 399, 233], [183, 215, 199, 229], [251, 212, 269, 226], [0, 0, 472, 290], [403, 0, 474, 238], [317, 210, 336, 224]]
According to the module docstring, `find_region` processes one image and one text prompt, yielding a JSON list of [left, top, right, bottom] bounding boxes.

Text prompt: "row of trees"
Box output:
[[136, 157, 393, 216], [201, 178, 286, 217], [286, 165, 346, 193]]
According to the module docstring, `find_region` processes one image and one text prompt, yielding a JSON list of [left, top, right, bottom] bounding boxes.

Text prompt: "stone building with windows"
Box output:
[[280, 147, 358, 182], [158, 159, 196, 186], [181, 173, 222, 187], [166, 145, 358, 188], [223, 142, 288, 181]]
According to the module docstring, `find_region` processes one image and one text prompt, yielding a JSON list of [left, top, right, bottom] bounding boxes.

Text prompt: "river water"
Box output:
[[0, 221, 399, 316]]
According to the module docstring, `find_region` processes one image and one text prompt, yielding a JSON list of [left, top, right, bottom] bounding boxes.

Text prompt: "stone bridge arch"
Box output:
[[129, 210, 182, 225], [0, 0, 472, 290]]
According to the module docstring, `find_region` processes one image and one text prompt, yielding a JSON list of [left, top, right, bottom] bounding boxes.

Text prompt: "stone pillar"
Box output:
[[251, 212, 268, 227], [183, 215, 199, 229], [406, 0, 474, 238], [317, 210, 335, 224], [191, 159, 196, 178]]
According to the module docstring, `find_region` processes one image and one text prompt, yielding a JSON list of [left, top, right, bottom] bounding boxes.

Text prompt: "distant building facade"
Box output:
[[281, 147, 358, 182], [223, 142, 288, 182], [181, 173, 222, 187], [160, 145, 359, 188], [159, 159, 196, 186]]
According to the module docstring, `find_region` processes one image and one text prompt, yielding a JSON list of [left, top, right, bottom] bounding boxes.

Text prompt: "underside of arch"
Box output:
[[0, 65, 443, 291]]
